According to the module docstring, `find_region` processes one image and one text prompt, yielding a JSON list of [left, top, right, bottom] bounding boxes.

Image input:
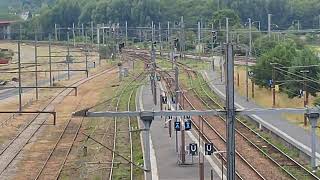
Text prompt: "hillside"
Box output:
[[0, 0, 55, 20]]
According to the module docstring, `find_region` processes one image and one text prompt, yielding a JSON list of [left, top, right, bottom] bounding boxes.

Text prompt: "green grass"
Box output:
[[112, 61, 145, 179]]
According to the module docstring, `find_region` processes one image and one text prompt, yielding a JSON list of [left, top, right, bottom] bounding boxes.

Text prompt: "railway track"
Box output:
[[159, 69, 259, 180], [192, 71, 320, 180], [174, 60, 319, 179], [34, 96, 85, 180], [0, 66, 117, 179], [125, 50, 313, 179], [109, 72, 145, 180]]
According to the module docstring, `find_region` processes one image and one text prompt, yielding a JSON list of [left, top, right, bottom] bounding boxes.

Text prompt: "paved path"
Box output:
[[137, 83, 225, 180], [202, 69, 320, 165]]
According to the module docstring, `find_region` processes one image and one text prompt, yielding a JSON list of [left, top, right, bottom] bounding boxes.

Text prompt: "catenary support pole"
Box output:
[[18, 41, 22, 112], [85, 32, 89, 78], [49, 34, 52, 86], [226, 18, 229, 43], [159, 22, 162, 56], [125, 21, 128, 44], [198, 21, 201, 60], [97, 24, 100, 50], [225, 43, 235, 180], [67, 32, 71, 80], [268, 14, 272, 38], [91, 21, 94, 47], [54, 24, 58, 41], [34, 33, 39, 100], [167, 21, 170, 45], [246, 50, 249, 102], [272, 64, 276, 107], [73, 23, 76, 47], [248, 18, 252, 55]]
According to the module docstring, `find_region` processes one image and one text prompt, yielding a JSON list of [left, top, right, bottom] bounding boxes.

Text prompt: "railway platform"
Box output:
[[137, 83, 224, 180]]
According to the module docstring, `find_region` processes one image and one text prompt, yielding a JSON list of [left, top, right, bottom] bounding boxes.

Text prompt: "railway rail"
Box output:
[[159, 68, 262, 180], [176, 60, 319, 180], [109, 50, 320, 180], [0, 65, 117, 179], [192, 71, 319, 180]]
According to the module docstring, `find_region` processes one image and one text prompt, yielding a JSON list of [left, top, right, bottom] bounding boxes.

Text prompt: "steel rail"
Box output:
[[0, 66, 116, 176], [195, 72, 320, 180]]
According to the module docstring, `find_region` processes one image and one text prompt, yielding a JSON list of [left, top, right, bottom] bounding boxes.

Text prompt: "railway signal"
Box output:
[[212, 30, 218, 43]]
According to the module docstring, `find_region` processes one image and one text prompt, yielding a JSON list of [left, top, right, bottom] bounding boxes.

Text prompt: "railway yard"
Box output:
[[0, 37, 320, 180]]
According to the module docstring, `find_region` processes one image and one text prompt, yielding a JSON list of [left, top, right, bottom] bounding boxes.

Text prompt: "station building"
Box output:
[[0, 21, 14, 40]]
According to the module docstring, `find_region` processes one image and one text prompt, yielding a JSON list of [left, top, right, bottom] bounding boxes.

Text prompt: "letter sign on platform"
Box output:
[[189, 143, 198, 156], [174, 122, 181, 131], [205, 143, 214, 155], [185, 120, 192, 131]]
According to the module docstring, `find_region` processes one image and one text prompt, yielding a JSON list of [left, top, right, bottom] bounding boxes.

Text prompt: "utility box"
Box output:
[[123, 67, 129, 77]]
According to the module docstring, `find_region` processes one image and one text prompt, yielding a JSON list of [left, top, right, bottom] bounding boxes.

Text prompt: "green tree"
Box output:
[[212, 9, 241, 28]]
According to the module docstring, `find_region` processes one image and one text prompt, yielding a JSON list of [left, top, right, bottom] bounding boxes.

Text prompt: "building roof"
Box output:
[[0, 21, 15, 25]]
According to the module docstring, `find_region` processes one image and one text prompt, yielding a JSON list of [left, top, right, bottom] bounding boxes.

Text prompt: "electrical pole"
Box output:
[[198, 21, 201, 60], [151, 43, 157, 105], [180, 16, 185, 60], [301, 70, 310, 126], [125, 21, 128, 45], [268, 14, 272, 38], [272, 64, 276, 107], [97, 24, 100, 50], [72, 23, 76, 47], [226, 43, 235, 180], [54, 24, 58, 41], [211, 24, 214, 58], [49, 34, 52, 86], [91, 21, 94, 47], [318, 15, 320, 29], [246, 50, 249, 102], [85, 32, 89, 78], [226, 18, 229, 43], [18, 41, 22, 112], [67, 32, 71, 80], [175, 64, 179, 153], [102, 23, 105, 45], [151, 21, 154, 42], [167, 21, 170, 45], [159, 22, 162, 56], [82, 23, 84, 38], [34, 33, 39, 100], [248, 18, 252, 56]]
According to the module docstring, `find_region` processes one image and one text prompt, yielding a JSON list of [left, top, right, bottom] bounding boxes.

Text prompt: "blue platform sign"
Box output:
[[174, 122, 181, 131], [268, 79, 273, 87], [189, 143, 198, 156], [205, 143, 214, 155], [185, 120, 192, 131]]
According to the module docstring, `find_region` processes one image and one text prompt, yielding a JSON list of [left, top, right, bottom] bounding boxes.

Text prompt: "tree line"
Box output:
[[17, 0, 320, 32]]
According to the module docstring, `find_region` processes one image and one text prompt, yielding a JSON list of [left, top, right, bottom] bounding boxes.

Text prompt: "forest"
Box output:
[[3, 0, 320, 32]]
